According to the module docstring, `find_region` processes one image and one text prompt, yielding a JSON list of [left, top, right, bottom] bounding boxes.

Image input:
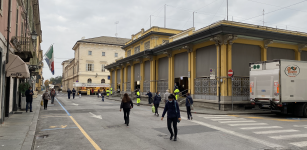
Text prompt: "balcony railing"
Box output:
[[11, 36, 34, 53]]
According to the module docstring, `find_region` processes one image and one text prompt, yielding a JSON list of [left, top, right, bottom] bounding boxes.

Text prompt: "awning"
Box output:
[[5, 54, 30, 78]]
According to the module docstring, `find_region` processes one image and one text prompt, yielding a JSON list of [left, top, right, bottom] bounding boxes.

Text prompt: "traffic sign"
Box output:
[[228, 69, 233, 77]]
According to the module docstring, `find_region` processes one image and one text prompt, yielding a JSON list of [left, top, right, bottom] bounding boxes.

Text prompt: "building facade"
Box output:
[[62, 36, 129, 93], [0, 0, 43, 123], [105, 20, 307, 110]]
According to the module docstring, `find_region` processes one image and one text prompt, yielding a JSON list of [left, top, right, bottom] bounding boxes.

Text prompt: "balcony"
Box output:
[[11, 36, 34, 62]]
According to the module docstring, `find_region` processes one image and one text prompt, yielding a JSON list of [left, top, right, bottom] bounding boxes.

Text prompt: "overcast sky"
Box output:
[[40, 0, 307, 81]]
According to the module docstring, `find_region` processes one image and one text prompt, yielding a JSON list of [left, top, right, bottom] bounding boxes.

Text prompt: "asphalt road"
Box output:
[[34, 94, 307, 150]]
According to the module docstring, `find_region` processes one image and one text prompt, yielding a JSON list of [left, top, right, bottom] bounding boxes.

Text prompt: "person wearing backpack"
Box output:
[[161, 94, 181, 141], [50, 89, 57, 104], [42, 90, 51, 110], [185, 93, 194, 120]]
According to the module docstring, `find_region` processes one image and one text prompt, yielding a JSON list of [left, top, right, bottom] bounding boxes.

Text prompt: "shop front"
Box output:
[[73, 82, 110, 95]]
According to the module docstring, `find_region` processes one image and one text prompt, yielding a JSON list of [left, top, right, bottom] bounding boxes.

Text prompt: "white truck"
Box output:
[[250, 59, 307, 117]]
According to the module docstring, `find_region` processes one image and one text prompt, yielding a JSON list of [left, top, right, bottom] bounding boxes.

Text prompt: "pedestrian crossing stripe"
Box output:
[[270, 134, 307, 139], [290, 141, 307, 147], [254, 129, 298, 134], [240, 126, 282, 130], [220, 120, 256, 123], [229, 123, 268, 126]]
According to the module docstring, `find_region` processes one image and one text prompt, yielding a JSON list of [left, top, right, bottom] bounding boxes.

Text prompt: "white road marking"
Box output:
[[211, 118, 246, 121], [89, 112, 102, 119], [186, 117, 283, 148], [254, 130, 298, 134], [229, 123, 268, 126], [294, 125, 307, 127], [203, 117, 235, 119], [240, 126, 282, 130], [270, 134, 307, 140], [290, 141, 307, 147], [72, 103, 79, 106], [220, 120, 256, 123]]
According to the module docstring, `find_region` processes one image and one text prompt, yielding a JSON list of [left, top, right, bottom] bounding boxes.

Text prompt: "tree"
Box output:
[[44, 80, 49, 89], [50, 76, 62, 86]]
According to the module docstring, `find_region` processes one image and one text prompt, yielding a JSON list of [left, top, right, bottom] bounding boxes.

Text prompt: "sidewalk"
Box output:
[[0, 94, 42, 150], [107, 96, 271, 115]]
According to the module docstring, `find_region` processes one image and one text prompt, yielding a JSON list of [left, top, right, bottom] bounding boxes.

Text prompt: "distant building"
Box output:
[[62, 36, 130, 93]]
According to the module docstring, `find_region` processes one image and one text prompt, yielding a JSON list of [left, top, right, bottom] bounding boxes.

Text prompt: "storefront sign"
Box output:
[[73, 82, 110, 87]]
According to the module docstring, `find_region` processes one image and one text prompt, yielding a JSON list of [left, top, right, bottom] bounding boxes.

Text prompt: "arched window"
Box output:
[[101, 79, 105, 83], [87, 78, 92, 83]]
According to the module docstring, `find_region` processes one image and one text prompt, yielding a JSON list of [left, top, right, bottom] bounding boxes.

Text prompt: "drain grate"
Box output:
[[14, 112, 23, 114], [36, 135, 49, 139]]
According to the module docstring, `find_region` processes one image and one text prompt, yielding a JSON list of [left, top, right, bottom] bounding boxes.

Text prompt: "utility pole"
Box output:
[[227, 0, 228, 21], [263, 9, 265, 26], [193, 11, 197, 27], [115, 21, 119, 37], [164, 4, 166, 28]]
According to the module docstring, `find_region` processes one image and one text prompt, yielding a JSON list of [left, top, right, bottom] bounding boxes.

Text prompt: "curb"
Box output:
[[20, 97, 41, 150], [107, 97, 272, 115]]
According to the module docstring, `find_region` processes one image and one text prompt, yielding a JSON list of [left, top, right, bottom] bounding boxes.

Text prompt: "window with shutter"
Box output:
[[87, 78, 92, 83], [115, 53, 118, 57], [127, 50, 131, 57], [102, 52, 105, 56], [92, 64, 94, 72], [101, 64, 105, 72], [134, 46, 140, 54], [86, 64, 88, 71]]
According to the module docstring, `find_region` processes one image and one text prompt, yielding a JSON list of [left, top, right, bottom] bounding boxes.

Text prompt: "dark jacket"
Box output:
[[186, 96, 193, 107], [162, 101, 181, 119], [72, 89, 76, 94], [120, 99, 134, 109], [25, 89, 33, 102], [154, 95, 161, 105], [146, 92, 152, 98], [50, 91, 57, 97], [67, 90, 72, 94]]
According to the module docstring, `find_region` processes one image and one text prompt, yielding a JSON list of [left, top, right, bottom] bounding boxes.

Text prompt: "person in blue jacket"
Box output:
[[146, 91, 152, 104], [161, 94, 181, 141], [153, 91, 161, 116], [186, 93, 193, 120]]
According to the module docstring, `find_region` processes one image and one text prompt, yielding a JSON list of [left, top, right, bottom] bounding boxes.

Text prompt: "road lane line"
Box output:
[[186, 117, 283, 148], [270, 134, 307, 140], [203, 117, 235, 119], [229, 123, 268, 126], [240, 126, 282, 130], [254, 130, 298, 134], [290, 141, 307, 147], [55, 97, 102, 150], [220, 120, 256, 123], [211, 118, 246, 121]]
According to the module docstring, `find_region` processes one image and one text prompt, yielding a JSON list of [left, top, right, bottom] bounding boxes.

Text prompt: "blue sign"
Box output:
[[108, 76, 110, 80]]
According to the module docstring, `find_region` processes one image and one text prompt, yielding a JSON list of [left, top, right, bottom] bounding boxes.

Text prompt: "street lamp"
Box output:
[[31, 30, 38, 40]]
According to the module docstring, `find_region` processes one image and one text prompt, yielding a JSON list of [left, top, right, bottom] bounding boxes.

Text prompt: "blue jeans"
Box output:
[[102, 96, 104, 102], [26, 102, 32, 112]]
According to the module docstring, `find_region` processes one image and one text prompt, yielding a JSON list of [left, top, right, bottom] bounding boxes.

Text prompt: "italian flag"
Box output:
[[45, 45, 54, 75]]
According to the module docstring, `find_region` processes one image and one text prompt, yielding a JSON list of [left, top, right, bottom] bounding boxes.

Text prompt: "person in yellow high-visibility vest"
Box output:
[[136, 89, 141, 106], [174, 88, 180, 100], [106, 89, 110, 97], [110, 87, 113, 95]]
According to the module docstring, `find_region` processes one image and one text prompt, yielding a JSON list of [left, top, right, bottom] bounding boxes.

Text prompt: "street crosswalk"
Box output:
[[198, 114, 307, 148]]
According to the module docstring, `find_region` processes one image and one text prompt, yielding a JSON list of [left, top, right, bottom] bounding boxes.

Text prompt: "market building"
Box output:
[[62, 36, 130, 94], [0, 0, 43, 123], [105, 20, 307, 110]]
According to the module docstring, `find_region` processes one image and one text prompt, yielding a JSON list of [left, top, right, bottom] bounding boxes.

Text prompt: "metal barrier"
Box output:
[[143, 81, 150, 93], [194, 78, 217, 95], [232, 77, 249, 101]]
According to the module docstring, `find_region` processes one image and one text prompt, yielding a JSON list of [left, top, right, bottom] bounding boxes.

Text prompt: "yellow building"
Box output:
[[105, 20, 307, 110]]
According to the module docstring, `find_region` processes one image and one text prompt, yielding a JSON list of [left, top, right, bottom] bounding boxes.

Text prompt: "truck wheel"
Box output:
[[303, 104, 307, 118]]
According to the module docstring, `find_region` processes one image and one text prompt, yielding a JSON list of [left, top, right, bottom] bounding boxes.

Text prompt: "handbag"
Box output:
[[152, 105, 155, 113], [174, 101, 180, 123], [188, 98, 194, 110]]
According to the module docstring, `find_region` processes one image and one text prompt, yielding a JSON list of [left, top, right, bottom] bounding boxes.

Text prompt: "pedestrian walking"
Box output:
[[50, 89, 57, 104], [120, 93, 133, 126], [78, 91, 81, 98], [164, 89, 171, 104], [174, 88, 179, 100], [161, 94, 181, 141], [42, 90, 51, 110], [106, 88, 110, 98], [67, 88, 72, 99], [25, 86, 34, 112], [91, 89, 94, 95], [136, 89, 141, 106], [186, 93, 193, 120], [98, 89, 100, 98], [110, 87, 113, 96], [153, 91, 161, 116], [102, 89, 106, 102], [72, 88, 76, 99], [146, 91, 152, 104]]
